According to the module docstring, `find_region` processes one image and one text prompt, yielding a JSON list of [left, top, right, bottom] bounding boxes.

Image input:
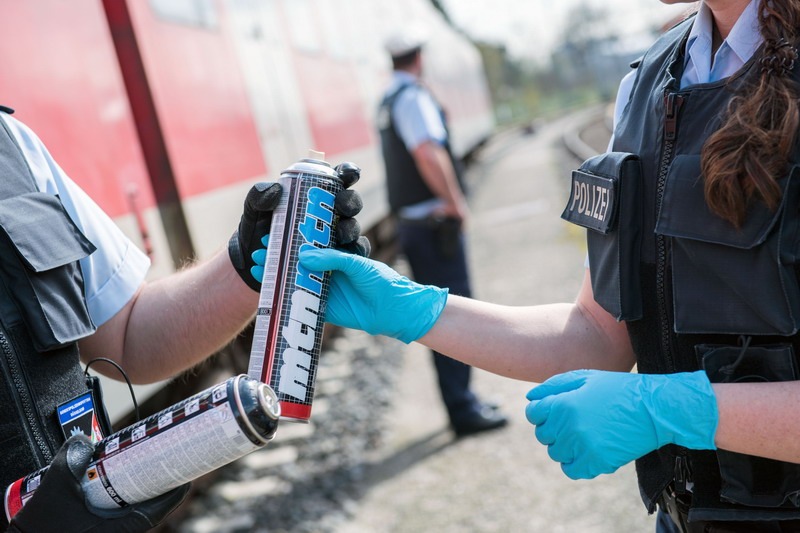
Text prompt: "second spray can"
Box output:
[[247, 153, 355, 422], [5, 375, 280, 519]]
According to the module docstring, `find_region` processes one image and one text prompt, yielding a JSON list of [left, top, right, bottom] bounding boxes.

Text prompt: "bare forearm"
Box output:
[[419, 294, 635, 383], [413, 142, 465, 208], [713, 381, 800, 463], [81, 250, 257, 383]]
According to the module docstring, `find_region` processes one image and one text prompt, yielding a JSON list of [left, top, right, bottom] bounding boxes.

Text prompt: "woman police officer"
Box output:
[[296, 1, 800, 530]]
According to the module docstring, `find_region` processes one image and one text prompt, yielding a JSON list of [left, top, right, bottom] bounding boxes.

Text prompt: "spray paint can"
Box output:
[[247, 152, 348, 422], [5, 374, 279, 519]]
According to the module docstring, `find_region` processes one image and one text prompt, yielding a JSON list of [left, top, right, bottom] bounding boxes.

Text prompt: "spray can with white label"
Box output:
[[247, 152, 353, 422], [5, 374, 279, 518]]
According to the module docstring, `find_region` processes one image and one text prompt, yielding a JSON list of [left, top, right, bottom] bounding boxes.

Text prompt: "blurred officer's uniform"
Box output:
[[376, 31, 507, 437]]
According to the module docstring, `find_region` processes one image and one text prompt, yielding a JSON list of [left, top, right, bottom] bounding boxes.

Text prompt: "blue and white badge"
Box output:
[[57, 392, 104, 443], [561, 170, 617, 234]]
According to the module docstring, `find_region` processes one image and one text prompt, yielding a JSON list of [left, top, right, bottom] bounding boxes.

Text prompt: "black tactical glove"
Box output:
[[228, 181, 283, 291], [229, 162, 370, 291], [332, 162, 371, 258], [7, 435, 189, 533]]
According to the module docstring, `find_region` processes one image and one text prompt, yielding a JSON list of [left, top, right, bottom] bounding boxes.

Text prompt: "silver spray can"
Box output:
[[5, 374, 279, 517], [247, 152, 347, 422]]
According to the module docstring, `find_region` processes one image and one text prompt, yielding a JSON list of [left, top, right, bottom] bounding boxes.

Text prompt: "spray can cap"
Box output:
[[283, 149, 338, 178]]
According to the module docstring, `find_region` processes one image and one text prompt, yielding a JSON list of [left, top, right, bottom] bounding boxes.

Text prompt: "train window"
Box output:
[[149, 0, 219, 29]]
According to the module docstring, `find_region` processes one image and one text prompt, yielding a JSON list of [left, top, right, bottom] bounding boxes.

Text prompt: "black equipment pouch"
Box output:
[[561, 152, 643, 321], [697, 342, 800, 510], [0, 192, 97, 351], [655, 157, 800, 335]]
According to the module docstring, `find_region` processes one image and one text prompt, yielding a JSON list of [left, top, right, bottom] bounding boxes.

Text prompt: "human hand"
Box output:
[[228, 181, 282, 291], [298, 247, 447, 343], [524, 369, 718, 480], [8, 435, 189, 533], [239, 163, 370, 290]]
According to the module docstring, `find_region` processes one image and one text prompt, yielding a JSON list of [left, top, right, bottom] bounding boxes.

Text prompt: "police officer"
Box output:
[[0, 107, 365, 532], [300, 1, 800, 530], [375, 29, 507, 438]]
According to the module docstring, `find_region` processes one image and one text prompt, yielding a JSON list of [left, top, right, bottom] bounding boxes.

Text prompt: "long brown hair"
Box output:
[[701, 0, 800, 228]]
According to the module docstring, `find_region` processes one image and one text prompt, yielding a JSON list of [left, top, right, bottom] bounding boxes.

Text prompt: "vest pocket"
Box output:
[[561, 152, 643, 320], [0, 192, 96, 351], [698, 343, 800, 508], [656, 157, 800, 335]]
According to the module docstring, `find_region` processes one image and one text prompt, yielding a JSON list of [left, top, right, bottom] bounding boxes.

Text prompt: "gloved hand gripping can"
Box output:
[[5, 374, 280, 519], [247, 153, 352, 422]]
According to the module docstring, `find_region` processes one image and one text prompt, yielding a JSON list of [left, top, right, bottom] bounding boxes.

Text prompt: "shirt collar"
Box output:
[[684, 0, 762, 80], [724, 0, 762, 64], [388, 70, 418, 92]]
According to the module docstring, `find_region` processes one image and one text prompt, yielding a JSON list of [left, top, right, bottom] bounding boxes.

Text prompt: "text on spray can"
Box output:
[[247, 155, 343, 422], [5, 374, 279, 519]]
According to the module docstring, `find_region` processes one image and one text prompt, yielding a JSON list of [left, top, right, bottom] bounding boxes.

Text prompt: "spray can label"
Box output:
[[248, 157, 342, 422], [5, 375, 279, 518]]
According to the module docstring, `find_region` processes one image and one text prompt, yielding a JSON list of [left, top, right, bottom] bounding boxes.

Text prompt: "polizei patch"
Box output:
[[561, 169, 616, 234]]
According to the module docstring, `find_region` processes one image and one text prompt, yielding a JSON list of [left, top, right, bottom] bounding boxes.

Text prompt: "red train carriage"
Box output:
[[0, 0, 494, 421]]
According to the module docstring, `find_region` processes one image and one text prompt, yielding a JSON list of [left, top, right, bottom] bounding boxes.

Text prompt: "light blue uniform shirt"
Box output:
[[385, 71, 449, 218], [612, 0, 762, 132], [1, 112, 149, 327], [596, 1, 763, 268], [387, 71, 447, 151]]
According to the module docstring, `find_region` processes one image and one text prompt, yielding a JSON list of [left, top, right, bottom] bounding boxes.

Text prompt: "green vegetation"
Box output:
[[479, 44, 608, 127]]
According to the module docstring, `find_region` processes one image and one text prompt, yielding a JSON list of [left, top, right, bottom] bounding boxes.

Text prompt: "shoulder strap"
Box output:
[[0, 113, 39, 199], [385, 82, 417, 110]]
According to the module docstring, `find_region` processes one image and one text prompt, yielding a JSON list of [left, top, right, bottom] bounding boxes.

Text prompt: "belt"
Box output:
[[396, 214, 459, 228]]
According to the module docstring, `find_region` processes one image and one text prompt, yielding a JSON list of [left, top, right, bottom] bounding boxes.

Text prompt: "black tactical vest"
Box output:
[[565, 18, 800, 524], [0, 108, 97, 526], [377, 81, 465, 212]]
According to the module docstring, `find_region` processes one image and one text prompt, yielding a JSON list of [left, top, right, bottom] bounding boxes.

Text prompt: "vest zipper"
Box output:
[[0, 329, 51, 464], [655, 92, 686, 371]]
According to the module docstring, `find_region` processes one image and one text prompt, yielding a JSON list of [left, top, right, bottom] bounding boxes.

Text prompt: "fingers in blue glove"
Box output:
[[300, 247, 390, 278], [526, 369, 596, 401], [526, 397, 578, 467], [523, 369, 718, 480], [248, 235, 269, 286], [527, 403, 555, 444], [298, 247, 448, 343]]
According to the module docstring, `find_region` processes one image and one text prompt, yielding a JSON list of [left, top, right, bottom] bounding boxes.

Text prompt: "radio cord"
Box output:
[[83, 357, 141, 423]]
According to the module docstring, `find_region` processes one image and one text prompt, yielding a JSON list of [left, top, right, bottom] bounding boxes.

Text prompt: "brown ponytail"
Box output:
[[701, 0, 800, 228]]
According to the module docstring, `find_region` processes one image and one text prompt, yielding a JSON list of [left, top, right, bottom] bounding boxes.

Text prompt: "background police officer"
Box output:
[[376, 29, 507, 437]]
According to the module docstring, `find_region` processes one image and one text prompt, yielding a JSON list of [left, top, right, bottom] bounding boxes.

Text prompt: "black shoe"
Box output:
[[452, 406, 508, 438]]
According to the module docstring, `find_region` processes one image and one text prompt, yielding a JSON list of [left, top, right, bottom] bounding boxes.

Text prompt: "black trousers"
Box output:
[[396, 217, 482, 425]]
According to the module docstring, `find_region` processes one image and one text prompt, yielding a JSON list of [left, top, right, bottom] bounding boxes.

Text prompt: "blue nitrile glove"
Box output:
[[250, 234, 269, 285], [298, 247, 448, 343], [525, 369, 718, 480]]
